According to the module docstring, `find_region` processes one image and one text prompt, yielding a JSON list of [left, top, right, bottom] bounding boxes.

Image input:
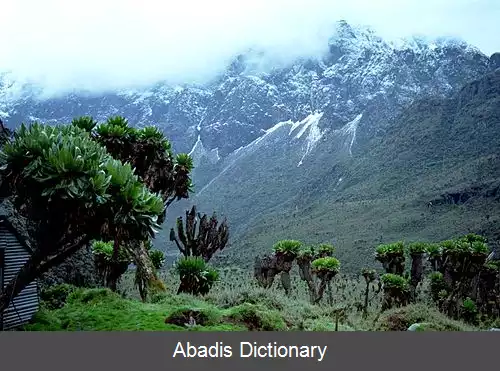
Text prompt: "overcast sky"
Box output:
[[1, 0, 499, 96]]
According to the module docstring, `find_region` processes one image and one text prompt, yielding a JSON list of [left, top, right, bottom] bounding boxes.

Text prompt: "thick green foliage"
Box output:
[[317, 243, 335, 256], [408, 242, 428, 254], [89, 115, 193, 203], [381, 274, 409, 290], [91, 240, 131, 291], [429, 272, 447, 302], [149, 250, 166, 270], [92, 240, 130, 262], [376, 241, 405, 258], [0, 123, 164, 244], [461, 297, 478, 324], [297, 246, 316, 260], [272, 240, 302, 256], [40, 284, 78, 310], [439, 237, 489, 258], [175, 257, 219, 296], [0, 121, 168, 312], [426, 243, 442, 258], [311, 257, 341, 274], [71, 116, 98, 132], [175, 153, 194, 171]]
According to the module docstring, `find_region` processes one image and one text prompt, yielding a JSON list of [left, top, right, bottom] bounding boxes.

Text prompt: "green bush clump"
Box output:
[[297, 246, 316, 260], [317, 243, 335, 256], [71, 116, 98, 132], [149, 249, 166, 270], [272, 240, 302, 256], [375, 304, 476, 331], [381, 274, 408, 290], [408, 242, 428, 254], [461, 297, 478, 324], [440, 240, 469, 257], [40, 284, 78, 310], [311, 257, 341, 274], [376, 241, 405, 258], [176, 256, 219, 295], [426, 243, 442, 258], [429, 272, 447, 302], [226, 303, 287, 331], [67, 288, 118, 305]]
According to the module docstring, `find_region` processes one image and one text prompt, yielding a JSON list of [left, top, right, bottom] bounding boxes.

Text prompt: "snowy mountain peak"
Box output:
[[0, 20, 496, 162]]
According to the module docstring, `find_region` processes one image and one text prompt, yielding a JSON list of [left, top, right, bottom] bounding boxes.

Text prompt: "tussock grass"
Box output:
[[23, 266, 483, 332]]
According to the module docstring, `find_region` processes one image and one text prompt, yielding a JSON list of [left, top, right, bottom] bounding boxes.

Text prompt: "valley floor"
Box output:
[[23, 268, 485, 332]]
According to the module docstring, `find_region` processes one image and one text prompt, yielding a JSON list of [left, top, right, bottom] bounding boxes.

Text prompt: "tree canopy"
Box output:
[[0, 117, 194, 311]]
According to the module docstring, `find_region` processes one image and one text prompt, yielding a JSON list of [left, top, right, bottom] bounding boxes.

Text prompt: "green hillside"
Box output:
[[174, 70, 500, 273]]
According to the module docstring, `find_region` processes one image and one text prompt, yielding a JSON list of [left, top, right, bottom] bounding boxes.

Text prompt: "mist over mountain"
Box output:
[[2, 0, 500, 93], [1, 18, 499, 272]]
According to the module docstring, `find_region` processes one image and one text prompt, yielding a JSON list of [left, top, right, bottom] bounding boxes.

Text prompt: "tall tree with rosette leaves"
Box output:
[[0, 123, 165, 312], [72, 116, 194, 301]]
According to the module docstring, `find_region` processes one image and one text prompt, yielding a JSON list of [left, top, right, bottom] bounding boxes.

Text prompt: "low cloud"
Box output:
[[1, 0, 499, 96]]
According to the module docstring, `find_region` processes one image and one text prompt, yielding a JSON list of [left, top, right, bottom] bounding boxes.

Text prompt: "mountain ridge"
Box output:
[[1, 21, 499, 271], [200, 69, 500, 271]]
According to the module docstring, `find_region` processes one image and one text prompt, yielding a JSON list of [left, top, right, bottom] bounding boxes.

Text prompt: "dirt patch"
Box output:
[[165, 308, 211, 327]]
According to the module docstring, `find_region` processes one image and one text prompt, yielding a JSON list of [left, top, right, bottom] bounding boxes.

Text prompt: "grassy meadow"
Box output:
[[24, 266, 488, 332]]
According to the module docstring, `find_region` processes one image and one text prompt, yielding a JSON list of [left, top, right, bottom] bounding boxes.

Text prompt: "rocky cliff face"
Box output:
[[1, 22, 496, 159], [1, 21, 499, 271]]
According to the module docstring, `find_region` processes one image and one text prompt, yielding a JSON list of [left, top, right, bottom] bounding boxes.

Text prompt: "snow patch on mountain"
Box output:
[[338, 113, 362, 156], [188, 135, 220, 165], [197, 112, 327, 194], [293, 112, 323, 139], [292, 112, 325, 166], [254, 121, 290, 145], [0, 20, 493, 164]]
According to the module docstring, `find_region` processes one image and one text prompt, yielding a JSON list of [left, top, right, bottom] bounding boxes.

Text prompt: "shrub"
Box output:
[[175, 257, 219, 295], [71, 116, 98, 132], [408, 242, 428, 255], [317, 243, 335, 256], [429, 272, 447, 302], [226, 303, 287, 331], [426, 243, 442, 258], [298, 246, 315, 260], [376, 241, 405, 258], [149, 250, 166, 270], [40, 284, 77, 310], [376, 304, 477, 331], [381, 274, 408, 290], [311, 257, 341, 274], [461, 297, 478, 324], [272, 240, 302, 256]]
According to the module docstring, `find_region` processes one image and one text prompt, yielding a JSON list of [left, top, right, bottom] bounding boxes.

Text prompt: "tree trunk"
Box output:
[[306, 280, 317, 304], [127, 240, 165, 302], [327, 281, 333, 306], [280, 271, 291, 296], [314, 278, 329, 304], [297, 260, 317, 303], [106, 261, 129, 292], [363, 283, 370, 317], [409, 253, 424, 302]]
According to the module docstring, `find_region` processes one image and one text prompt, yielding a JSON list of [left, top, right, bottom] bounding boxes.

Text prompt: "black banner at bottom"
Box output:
[[0, 332, 495, 370]]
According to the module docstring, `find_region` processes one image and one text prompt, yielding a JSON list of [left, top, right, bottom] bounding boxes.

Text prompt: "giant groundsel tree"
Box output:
[[0, 117, 189, 311]]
